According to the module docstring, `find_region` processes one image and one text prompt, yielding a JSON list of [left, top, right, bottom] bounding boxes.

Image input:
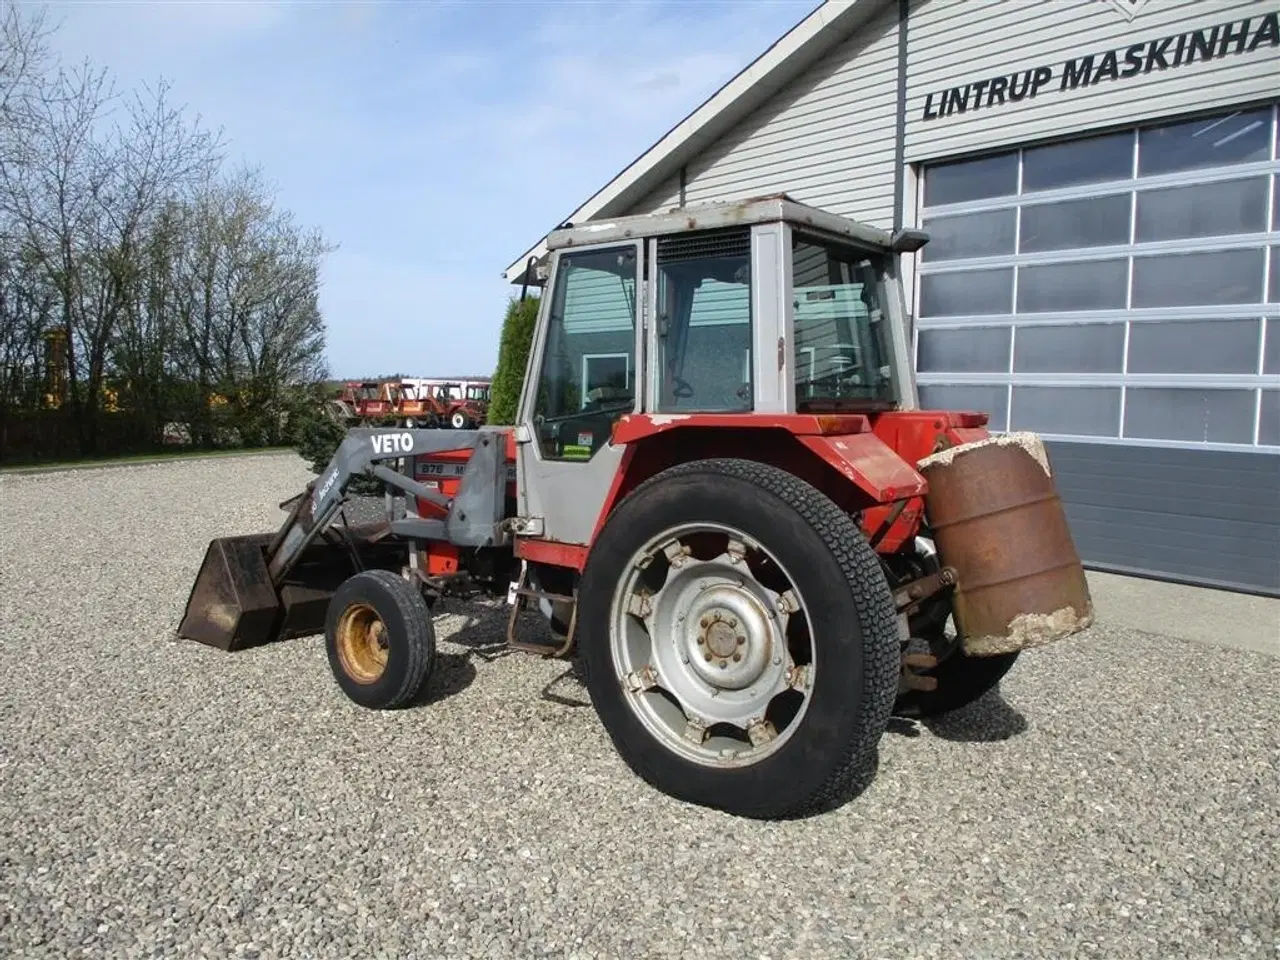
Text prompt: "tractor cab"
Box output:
[[513, 193, 928, 541], [518, 194, 924, 462]]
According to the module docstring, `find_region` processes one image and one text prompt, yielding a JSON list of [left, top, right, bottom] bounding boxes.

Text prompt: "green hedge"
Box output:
[[487, 294, 540, 426]]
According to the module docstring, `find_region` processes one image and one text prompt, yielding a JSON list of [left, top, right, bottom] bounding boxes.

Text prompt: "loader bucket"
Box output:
[[177, 524, 408, 652], [178, 533, 280, 651]]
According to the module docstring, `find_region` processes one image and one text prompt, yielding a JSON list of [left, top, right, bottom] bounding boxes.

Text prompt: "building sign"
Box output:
[[921, 13, 1278, 121]]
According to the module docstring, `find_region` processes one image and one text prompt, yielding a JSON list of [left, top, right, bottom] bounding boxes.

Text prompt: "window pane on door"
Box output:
[[1138, 107, 1272, 176], [917, 326, 1010, 372], [919, 267, 1012, 317], [1011, 386, 1121, 437], [918, 384, 1008, 430], [1127, 319, 1260, 375], [1124, 388, 1257, 444], [923, 151, 1018, 206], [533, 245, 637, 460], [1019, 195, 1131, 252], [1013, 323, 1125, 373], [1131, 249, 1266, 307], [792, 234, 897, 409], [1135, 177, 1269, 242], [1022, 130, 1133, 192], [1259, 391, 1280, 446], [1017, 259, 1128, 312], [920, 209, 1016, 262]]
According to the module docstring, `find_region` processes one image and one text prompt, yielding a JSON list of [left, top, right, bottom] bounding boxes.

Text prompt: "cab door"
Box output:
[[515, 240, 645, 546]]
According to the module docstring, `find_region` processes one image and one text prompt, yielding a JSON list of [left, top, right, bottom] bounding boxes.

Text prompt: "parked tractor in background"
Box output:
[[178, 196, 1094, 819]]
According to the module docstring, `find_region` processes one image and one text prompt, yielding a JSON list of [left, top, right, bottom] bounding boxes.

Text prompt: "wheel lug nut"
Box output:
[[732, 653, 742, 662], [697, 636, 705, 645], [736, 635, 745, 645], [704, 652, 712, 662], [700, 617, 710, 627], [718, 661, 727, 669], [728, 618, 737, 628]]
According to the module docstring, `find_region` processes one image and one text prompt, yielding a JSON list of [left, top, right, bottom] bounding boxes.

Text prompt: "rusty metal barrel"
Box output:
[[917, 432, 1094, 657]]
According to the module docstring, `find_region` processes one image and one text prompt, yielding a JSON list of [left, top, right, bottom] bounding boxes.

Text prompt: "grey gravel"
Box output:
[[1, 451, 1277, 959]]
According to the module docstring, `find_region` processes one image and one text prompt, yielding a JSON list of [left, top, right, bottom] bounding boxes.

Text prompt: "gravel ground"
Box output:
[[1, 451, 1277, 960]]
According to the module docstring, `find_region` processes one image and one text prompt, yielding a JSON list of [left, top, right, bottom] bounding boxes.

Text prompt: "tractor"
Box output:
[[177, 195, 1094, 820]]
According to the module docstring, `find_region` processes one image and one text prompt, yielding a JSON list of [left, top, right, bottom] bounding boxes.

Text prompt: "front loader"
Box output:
[[177, 195, 1094, 820]]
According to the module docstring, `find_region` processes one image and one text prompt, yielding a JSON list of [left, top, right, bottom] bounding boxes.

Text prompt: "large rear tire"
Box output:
[[578, 458, 900, 819], [325, 569, 436, 709]]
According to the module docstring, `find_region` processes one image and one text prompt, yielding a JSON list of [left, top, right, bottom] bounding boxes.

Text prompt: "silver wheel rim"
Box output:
[[608, 521, 816, 768]]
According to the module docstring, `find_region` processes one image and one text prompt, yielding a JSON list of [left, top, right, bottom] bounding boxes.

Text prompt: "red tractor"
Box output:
[[178, 196, 1093, 819], [333, 380, 395, 424]]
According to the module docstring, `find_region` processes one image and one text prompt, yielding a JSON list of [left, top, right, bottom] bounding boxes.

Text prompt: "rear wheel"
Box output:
[[325, 569, 436, 709], [578, 458, 899, 819], [450, 411, 469, 429]]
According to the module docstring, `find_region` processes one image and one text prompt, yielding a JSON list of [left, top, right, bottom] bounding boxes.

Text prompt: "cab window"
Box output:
[[655, 227, 753, 412], [532, 245, 637, 460]]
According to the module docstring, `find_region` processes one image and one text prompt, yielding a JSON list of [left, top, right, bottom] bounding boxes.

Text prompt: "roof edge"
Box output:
[[502, 0, 890, 283]]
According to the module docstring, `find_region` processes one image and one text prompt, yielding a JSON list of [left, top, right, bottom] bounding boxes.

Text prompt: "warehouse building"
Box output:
[[505, 0, 1280, 596]]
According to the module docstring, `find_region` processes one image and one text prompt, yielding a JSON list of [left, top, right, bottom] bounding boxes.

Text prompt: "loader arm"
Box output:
[[178, 425, 512, 652], [268, 426, 512, 584]]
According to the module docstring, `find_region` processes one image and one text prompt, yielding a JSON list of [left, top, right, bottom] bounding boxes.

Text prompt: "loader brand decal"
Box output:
[[314, 466, 340, 508], [371, 431, 415, 455], [919, 13, 1278, 122]]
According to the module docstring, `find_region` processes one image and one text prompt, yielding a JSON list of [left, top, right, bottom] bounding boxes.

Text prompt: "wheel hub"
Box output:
[[610, 524, 812, 769], [685, 589, 772, 691]]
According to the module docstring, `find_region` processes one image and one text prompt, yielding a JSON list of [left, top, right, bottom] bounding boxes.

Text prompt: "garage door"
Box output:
[[911, 101, 1280, 596]]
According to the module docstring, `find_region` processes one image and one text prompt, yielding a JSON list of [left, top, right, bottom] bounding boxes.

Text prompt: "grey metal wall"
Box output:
[[1046, 440, 1280, 597]]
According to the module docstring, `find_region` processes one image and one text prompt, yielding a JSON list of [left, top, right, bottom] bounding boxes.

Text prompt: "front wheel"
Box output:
[[325, 569, 436, 709], [578, 458, 900, 819]]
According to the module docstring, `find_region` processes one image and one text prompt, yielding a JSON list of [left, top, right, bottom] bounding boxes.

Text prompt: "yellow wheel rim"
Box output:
[[335, 602, 389, 684]]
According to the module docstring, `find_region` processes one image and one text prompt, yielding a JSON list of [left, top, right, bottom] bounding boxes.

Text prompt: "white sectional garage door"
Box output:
[[911, 101, 1279, 594]]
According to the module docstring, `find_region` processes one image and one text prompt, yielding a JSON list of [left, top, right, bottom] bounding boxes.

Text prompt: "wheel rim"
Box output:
[[608, 521, 815, 768], [335, 602, 389, 684]]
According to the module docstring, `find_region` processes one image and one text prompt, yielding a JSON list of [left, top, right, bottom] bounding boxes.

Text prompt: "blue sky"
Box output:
[[37, 0, 816, 379]]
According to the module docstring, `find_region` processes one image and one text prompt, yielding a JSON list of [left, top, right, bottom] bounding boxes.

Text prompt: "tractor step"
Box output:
[[504, 566, 577, 658]]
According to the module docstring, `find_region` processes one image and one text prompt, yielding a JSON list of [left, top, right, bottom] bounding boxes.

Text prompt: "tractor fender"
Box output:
[[795, 433, 926, 503]]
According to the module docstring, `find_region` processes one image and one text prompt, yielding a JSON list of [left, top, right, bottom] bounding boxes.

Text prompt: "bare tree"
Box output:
[[0, 2, 333, 460]]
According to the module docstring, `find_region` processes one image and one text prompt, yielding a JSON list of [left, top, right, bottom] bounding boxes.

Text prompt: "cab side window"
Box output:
[[532, 245, 637, 460], [654, 227, 753, 412]]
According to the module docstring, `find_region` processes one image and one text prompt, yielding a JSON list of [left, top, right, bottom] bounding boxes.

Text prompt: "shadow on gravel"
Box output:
[[887, 688, 1028, 743], [410, 652, 477, 705], [427, 602, 594, 710]]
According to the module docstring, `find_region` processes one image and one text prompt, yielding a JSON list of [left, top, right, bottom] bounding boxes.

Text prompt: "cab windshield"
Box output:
[[791, 233, 897, 411]]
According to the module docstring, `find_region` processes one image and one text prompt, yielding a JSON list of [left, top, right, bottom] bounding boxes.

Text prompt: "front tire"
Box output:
[[578, 458, 899, 819], [325, 569, 436, 709]]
